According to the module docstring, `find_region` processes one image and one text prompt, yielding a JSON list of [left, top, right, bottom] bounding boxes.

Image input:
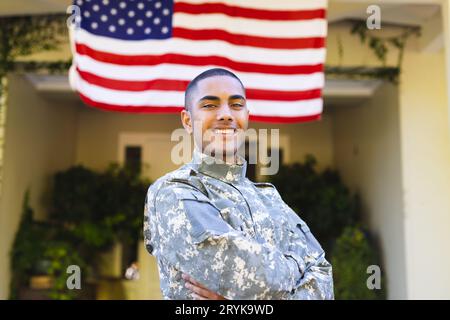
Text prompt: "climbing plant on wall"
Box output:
[[0, 13, 66, 194], [0, 13, 67, 93], [330, 20, 421, 84], [350, 20, 421, 68]]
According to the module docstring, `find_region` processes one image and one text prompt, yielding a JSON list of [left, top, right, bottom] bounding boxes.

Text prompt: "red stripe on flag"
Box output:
[[249, 114, 321, 123], [75, 43, 324, 75], [79, 93, 184, 113], [172, 27, 325, 49], [247, 88, 322, 101], [77, 68, 322, 101], [78, 93, 320, 123], [174, 2, 326, 21], [77, 68, 189, 91]]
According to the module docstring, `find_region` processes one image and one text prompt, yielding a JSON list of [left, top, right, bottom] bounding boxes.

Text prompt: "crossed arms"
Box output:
[[152, 185, 334, 300]]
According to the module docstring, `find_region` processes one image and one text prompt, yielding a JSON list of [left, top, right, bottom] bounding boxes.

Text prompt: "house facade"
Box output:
[[0, 0, 449, 299]]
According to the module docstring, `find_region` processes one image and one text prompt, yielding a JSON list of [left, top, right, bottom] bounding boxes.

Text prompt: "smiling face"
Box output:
[[181, 75, 249, 162]]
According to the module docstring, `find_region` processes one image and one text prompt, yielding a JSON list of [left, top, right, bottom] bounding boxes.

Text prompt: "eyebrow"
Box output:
[[198, 95, 220, 102], [198, 94, 246, 103], [229, 94, 246, 100]]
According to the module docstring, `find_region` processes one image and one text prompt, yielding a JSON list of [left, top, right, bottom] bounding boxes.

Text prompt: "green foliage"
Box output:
[[331, 226, 386, 300], [0, 14, 66, 70], [9, 190, 45, 299], [10, 164, 150, 299], [14, 60, 72, 74], [44, 242, 85, 300], [325, 66, 399, 83], [50, 164, 149, 252], [268, 155, 359, 254], [0, 14, 66, 97], [269, 155, 386, 299], [9, 191, 82, 299], [350, 20, 420, 70]]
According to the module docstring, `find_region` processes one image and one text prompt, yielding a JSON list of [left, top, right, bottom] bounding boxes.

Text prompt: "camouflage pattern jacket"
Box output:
[[144, 149, 334, 300]]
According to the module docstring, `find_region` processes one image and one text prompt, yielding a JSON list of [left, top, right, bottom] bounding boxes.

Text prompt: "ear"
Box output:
[[181, 109, 193, 134]]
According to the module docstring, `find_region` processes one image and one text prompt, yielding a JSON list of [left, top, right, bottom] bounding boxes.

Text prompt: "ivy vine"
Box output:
[[0, 13, 67, 209], [0, 13, 67, 97], [350, 20, 421, 69], [325, 66, 400, 83]]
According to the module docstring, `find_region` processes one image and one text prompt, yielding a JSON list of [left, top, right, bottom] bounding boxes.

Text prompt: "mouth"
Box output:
[[213, 128, 237, 135]]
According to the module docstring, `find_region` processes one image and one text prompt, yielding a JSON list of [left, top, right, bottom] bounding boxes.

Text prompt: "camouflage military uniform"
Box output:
[[144, 149, 334, 300]]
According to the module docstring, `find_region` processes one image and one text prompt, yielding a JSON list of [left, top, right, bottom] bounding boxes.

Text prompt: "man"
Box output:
[[143, 68, 334, 300]]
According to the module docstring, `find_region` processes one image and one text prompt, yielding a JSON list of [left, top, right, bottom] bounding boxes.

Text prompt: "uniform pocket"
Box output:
[[180, 192, 231, 244]]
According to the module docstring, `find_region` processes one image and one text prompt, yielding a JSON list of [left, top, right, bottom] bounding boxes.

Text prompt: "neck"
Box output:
[[196, 147, 242, 165], [191, 148, 247, 183], [214, 151, 239, 165]]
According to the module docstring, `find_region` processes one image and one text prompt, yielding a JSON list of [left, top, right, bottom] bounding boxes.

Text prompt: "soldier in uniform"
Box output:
[[143, 68, 334, 300]]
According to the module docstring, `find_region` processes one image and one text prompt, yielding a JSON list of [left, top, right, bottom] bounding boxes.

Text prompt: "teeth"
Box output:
[[214, 129, 235, 134]]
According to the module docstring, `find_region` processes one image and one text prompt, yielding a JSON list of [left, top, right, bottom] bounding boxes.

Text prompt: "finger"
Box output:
[[182, 274, 204, 287], [183, 273, 227, 300], [183, 273, 209, 290], [182, 274, 208, 293], [192, 293, 208, 300], [187, 277, 205, 288], [185, 282, 212, 298], [181, 273, 190, 281], [188, 279, 209, 291]]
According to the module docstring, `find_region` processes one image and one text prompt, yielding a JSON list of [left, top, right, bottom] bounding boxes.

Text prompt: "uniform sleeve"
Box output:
[[151, 184, 303, 300], [285, 224, 334, 300], [260, 185, 334, 300]]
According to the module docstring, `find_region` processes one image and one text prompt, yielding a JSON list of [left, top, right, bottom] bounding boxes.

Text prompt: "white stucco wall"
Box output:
[[327, 9, 450, 299], [0, 74, 78, 299], [400, 49, 450, 299], [333, 83, 407, 299]]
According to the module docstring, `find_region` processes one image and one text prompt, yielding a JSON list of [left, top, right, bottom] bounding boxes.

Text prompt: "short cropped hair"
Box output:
[[184, 68, 245, 111]]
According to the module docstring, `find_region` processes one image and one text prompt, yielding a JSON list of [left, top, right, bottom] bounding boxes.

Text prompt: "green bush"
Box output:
[[10, 191, 52, 299], [268, 155, 359, 254], [9, 191, 84, 299], [10, 164, 150, 299], [268, 155, 386, 299], [49, 164, 150, 259], [331, 226, 386, 300], [44, 242, 85, 300]]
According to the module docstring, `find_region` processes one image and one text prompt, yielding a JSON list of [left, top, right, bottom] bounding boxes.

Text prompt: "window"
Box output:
[[125, 146, 142, 176]]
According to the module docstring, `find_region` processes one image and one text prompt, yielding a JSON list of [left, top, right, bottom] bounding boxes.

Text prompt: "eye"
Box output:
[[231, 103, 244, 108], [202, 104, 216, 109]]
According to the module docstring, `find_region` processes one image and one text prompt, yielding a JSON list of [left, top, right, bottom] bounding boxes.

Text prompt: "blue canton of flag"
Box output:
[[76, 0, 174, 40]]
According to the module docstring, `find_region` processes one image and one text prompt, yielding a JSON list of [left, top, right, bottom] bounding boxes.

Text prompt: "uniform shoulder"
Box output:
[[146, 164, 208, 202], [252, 181, 277, 189], [251, 181, 283, 200]]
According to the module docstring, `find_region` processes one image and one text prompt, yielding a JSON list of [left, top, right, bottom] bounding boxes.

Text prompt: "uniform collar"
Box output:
[[190, 148, 247, 183]]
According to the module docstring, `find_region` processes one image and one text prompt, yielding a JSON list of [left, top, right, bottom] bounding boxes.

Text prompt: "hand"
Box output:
[[182, 273, 227, 300]]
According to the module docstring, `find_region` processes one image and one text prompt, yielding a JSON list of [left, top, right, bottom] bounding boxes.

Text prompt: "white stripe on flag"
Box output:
[[73, 71, 322, 117], [248, 98, 323, 117], [75, 30, 326, 65], [173, 13, 327, 38], [75, 56, 324, 91], [178, 0, 328, 11]]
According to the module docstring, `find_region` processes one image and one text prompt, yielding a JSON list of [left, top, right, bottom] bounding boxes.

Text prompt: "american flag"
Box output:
[[69, 0, 327, 123]]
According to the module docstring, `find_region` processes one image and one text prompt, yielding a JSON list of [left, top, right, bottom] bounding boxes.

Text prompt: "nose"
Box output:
[[216, 104, 234, 122]]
